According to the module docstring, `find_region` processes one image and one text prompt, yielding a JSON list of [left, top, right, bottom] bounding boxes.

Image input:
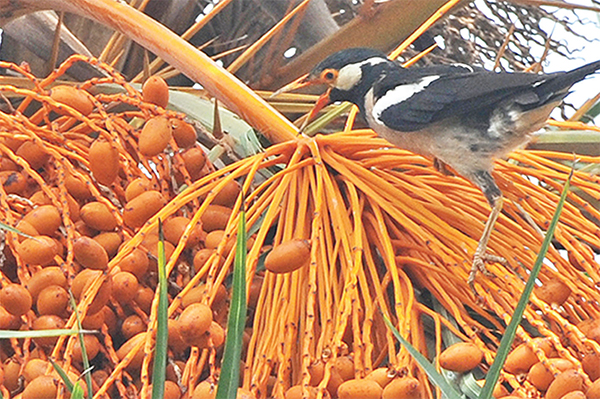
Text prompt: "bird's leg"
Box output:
[[468, 171, 508, 289], [469, 196, 504, 287]]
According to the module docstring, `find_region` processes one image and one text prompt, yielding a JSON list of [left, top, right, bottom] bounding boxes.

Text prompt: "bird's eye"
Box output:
[[321, 69, 338, 83]]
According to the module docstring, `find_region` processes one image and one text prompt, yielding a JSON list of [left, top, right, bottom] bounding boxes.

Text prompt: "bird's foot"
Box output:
[[468, 252, 508, 292]]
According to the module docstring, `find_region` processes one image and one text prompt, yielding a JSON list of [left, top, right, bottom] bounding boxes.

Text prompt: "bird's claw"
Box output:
[[468, 253, 507, 292]]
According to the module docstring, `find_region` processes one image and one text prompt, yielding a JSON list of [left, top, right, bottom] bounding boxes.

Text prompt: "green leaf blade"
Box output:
[[0, 329, 95, 339], [382, 314, 465, 399], [216, 211, 248, 399], [70, 382, 85, 399], [0, 221, 36, 239], [68, 291, 94, 399], [50, 359, 74, 394], [151, 219, 169, 399], [479, 172, 573, 399]]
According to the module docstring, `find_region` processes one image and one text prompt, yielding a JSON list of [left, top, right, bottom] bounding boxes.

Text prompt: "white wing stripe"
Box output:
[[372, 75, 440, 121]]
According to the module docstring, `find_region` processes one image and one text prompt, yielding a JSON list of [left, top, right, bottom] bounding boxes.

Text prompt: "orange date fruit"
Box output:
[[142, 76, 169, 108], [139, 116, 172, 157], [89, 139, 120, 186], [265, 239, 311, 274], [50, 85, 94, 115]]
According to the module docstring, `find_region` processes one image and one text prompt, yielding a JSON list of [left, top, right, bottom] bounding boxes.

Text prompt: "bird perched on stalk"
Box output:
[[277, 47, 600, 287]]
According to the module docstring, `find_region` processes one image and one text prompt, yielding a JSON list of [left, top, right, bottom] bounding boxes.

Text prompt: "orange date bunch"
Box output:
[[0, 56, 229, 399]]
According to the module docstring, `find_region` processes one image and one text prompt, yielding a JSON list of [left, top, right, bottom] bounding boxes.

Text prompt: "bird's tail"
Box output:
[[539, 60, 600, 98], [564, 59, 600, 85]]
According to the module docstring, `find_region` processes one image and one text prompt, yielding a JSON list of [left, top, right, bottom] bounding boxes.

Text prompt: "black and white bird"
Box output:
[[278, 47, 600, 286]]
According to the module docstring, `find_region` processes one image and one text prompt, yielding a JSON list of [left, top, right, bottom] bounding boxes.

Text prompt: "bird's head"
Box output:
[[276, 48, 393, 123]]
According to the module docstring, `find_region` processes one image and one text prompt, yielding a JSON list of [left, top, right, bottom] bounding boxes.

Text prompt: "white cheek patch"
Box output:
[[336, 64, 363, 91], [335, 57, 389, 91], [372, 75, 440, 121]]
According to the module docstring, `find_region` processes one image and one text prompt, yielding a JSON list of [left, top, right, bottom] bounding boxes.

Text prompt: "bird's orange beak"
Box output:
[[303, 87, 332, 123], [273, 73, 318, 95], [273, 74, 333, 130]]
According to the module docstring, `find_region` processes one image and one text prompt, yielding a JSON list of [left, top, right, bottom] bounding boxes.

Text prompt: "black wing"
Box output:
[[374, 68, 548, 132], [374, 60, 600, 132]]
